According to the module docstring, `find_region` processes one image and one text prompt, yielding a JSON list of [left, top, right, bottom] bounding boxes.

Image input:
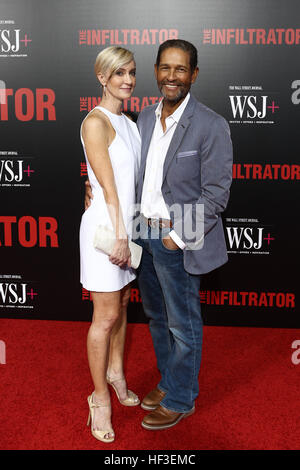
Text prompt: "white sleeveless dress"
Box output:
[[79, 106, 141, 292]]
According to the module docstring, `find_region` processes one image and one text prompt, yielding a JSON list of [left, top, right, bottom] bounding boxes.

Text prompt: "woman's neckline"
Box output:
[[97, 105, 124, 117]]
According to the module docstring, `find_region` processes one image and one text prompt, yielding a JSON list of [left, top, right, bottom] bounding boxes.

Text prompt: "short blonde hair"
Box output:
[[94, 46, 134, 79]]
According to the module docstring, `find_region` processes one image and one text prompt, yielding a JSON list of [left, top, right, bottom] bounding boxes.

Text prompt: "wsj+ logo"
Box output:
[[226, 227, 275, 250], [0, 283, 31, 305], [0, 160, 34, 182], [0, 29, 31, 53], [229, 95, 279, 119]]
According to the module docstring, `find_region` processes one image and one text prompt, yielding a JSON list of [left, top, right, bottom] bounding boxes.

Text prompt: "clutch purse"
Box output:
[[93, 225, 143, 269]]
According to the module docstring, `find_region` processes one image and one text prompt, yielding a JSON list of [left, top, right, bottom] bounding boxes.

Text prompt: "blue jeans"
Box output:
[[136, 218, 203, 413]]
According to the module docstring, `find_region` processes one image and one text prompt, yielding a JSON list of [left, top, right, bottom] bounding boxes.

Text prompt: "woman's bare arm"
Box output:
[[82, 112, 131, 267]]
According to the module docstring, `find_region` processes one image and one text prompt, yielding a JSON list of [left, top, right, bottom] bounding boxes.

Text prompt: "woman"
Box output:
[[79, 46, 141, 443]]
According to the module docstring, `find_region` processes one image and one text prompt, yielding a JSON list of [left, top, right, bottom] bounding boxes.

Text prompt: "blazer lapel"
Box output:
[[136, 107, 157, 202], [138, 110, 156, 183], [162, 95, 196, 182]]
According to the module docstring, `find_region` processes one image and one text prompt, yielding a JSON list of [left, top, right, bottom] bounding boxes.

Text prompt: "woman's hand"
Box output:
[[84, 179, 93, 210], [109, 238, 131, 268]]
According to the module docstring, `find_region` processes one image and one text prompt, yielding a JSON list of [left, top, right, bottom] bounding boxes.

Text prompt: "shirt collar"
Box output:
[[155, 92, 190, 122]]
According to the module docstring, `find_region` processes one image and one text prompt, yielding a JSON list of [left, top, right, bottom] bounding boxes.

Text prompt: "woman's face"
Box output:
[[105, 60, 136, 100]]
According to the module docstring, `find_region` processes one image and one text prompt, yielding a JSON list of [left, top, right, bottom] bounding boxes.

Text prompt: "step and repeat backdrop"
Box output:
[[0, 0, 299, 327]]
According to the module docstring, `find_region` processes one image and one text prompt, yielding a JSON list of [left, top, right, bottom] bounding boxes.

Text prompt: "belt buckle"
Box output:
[[147, 218, 170, 229], [148, 218, 158, 228], [159, 219, 171, 229]]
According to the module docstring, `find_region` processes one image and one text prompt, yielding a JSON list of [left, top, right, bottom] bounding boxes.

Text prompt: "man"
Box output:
[[135, 39, 232, 431], [86, 39, 233, 431]]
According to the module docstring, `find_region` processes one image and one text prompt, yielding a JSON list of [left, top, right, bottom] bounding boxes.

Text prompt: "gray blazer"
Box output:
[[136, 94, 233, 275]]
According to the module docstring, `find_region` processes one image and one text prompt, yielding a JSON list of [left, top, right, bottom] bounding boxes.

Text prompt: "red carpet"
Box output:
[[0, 319, 299, 450]]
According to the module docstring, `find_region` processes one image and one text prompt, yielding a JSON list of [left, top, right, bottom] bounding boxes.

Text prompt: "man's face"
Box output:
[[155, 47, 199, 105]]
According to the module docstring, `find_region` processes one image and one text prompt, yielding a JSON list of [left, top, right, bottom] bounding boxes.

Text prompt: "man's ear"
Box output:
[[191, 66, 199, 84]]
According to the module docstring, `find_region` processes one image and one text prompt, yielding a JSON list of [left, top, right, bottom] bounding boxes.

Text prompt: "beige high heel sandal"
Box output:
[[107, 375, 140, 407], [87, 393, 115, 443]]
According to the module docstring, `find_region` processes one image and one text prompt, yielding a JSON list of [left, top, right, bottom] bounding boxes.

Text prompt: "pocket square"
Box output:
[[176, 150, 199, 158]]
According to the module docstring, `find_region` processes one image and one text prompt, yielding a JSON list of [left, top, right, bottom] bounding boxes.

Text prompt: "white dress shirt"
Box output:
[[141, 93, 191, 249]]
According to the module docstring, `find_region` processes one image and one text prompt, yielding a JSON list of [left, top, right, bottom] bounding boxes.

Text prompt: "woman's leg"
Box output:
[[87, 290, 121, 436], [107, 283, 131, 401]]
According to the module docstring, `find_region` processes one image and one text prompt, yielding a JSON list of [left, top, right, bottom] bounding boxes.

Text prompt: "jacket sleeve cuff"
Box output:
[[169, 230, 186, 250]]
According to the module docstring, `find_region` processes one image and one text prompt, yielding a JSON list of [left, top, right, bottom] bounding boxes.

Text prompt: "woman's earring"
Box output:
[[103, 84, 106, 95]]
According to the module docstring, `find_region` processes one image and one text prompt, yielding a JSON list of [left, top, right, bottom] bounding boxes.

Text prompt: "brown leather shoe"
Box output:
[[141, 387, 166, 411], [141, 404, 195, 430]]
